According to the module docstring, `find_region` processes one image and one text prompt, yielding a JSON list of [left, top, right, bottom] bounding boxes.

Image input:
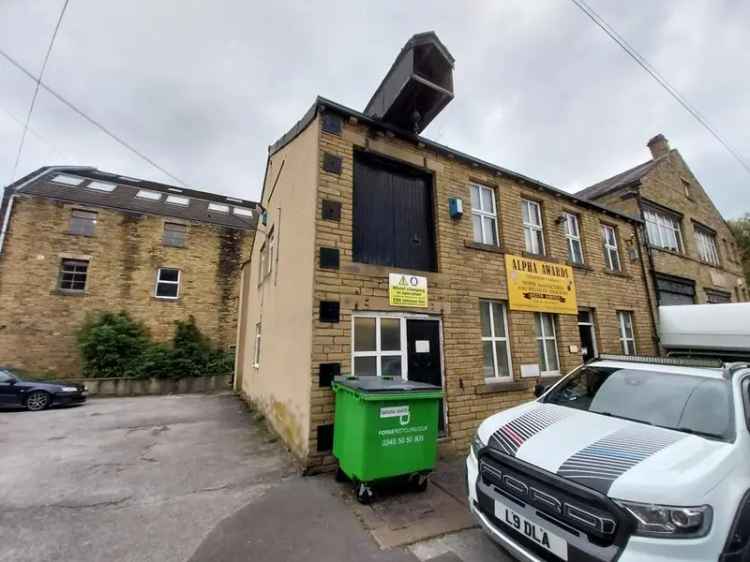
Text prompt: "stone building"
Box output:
[[576, 134, 747, 319], [0, 166, 256, 376], [234, 33, 656, 470]]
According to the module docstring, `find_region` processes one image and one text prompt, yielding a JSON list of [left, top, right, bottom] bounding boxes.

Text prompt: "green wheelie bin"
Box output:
[[331, 375, 443, 504]]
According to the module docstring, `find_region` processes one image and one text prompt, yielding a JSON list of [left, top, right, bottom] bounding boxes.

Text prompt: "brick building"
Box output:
[[576, 134, 747, 318], [0, 166, 256, 376], [235, 33, 657, 470]]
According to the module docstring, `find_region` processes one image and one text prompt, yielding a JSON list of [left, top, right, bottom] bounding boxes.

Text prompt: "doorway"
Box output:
[[577, 310, 597, 363], [351, 313, 445, 433], [406, 319, 444, 433]]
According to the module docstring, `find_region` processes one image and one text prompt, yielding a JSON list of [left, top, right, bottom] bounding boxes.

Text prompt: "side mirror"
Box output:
[[533, 383, 546, 398]]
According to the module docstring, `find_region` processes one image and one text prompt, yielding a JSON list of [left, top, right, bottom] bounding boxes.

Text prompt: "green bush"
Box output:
[[78, 312, 234, 379], [78, 312, 151, 377]]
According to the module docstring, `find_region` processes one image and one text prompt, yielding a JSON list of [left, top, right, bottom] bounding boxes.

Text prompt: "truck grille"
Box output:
[[479, 453, 622, 544]]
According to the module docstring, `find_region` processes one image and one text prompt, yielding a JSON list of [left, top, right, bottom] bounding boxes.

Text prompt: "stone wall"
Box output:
[[306, 114, 656, 469], [0, 195, 253, 376]]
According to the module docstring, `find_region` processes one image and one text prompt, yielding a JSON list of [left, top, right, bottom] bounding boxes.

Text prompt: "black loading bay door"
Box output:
[[406, 319, 444, 433]]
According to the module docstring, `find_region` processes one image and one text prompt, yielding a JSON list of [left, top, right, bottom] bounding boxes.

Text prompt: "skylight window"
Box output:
[[87, 181, 117, 193], [52, 174, 84, 186], [226, 197, 243, 203], [233, 207, 253, 217], [166, 195, 190, 206], [136, 189, 162, 201], [168, 188, 183, 193], [208, 203, 230, 213]]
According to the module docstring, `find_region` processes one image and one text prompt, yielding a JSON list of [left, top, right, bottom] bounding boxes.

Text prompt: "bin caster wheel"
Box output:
[[410, 474, 429, 493], [356, 483, 374, 505], [335, 467, 347, 483]]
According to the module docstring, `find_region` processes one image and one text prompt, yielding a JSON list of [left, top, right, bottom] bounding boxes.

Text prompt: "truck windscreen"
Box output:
[[543, 366, 734, 441]]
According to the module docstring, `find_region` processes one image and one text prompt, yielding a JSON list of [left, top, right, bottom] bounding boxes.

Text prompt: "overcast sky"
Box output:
[[1, 1, 748, 217]]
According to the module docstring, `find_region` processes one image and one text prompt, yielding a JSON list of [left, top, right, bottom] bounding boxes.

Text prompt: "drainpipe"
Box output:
[[634, 191, 661, 354]]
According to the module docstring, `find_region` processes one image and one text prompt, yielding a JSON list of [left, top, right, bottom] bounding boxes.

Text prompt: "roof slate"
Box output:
[[9, 167, 257, 230], [575, 156, 667, 201]]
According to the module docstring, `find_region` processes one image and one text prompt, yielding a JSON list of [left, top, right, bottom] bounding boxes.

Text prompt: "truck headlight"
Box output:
[[614, 500, 712, 538], [471, 431, 486, 459]]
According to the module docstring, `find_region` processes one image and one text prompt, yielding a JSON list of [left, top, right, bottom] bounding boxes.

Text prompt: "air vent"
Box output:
[[87, 181, 116, 193], [364, 31, 454, 133], [136, 189, 161, 201], [51, 174, 84, 186], [208, 203, 229, 213], [166, 195, 189, 206]]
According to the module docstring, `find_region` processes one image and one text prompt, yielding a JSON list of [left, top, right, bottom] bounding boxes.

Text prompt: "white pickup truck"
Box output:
[[467, 304, 750, 562]]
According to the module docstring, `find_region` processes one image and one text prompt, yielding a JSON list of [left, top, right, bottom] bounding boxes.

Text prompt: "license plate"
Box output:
[[495, 498, 568, 560]]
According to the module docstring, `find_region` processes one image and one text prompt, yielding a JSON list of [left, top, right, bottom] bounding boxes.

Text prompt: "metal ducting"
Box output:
[[364, 32, 454, 134]]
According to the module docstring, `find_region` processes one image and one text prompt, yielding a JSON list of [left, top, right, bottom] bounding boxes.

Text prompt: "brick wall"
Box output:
[[306, 114, 656, 468], [0, 195, 253, 376]]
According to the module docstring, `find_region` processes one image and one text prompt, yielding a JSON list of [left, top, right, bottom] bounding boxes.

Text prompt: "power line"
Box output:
[[0, 49, 189, 187], [569, 0, 750, 176], [11, 0, 69, 181]]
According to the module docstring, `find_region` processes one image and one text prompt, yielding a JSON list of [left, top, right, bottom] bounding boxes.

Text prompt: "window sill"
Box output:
[[568, 261, 593, 272], [66, 232, 95, 238], [603, 269, 631, 279], [476, 380, 533, 394], [152, 296, 180, 302], [650, 246, 684, 258], [55, 289, 87, 297], [162, 243, 187, 249], [464, 240, 505, 254], [521, 252, 561, 264]]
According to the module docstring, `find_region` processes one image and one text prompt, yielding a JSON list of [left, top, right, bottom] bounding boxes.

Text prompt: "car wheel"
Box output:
[[25, 391, 50, 411]]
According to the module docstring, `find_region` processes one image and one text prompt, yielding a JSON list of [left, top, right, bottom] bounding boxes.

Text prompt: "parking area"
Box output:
[[0, 394, 296, 562]]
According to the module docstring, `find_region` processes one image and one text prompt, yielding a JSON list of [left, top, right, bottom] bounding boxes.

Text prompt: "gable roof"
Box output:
[[6, 167, 258, 230], [267, 96, 643, 224], [575, 154, 669, 201]]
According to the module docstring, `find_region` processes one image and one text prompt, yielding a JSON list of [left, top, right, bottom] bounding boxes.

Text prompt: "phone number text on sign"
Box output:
[[378, 425, 428, 448]]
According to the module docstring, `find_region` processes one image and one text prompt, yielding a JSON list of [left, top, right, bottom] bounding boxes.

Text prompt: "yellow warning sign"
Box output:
[[388, 273, 428, 308], [506, 255, 577, 315]]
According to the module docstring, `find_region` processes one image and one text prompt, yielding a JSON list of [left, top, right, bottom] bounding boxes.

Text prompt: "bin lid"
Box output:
[[333, 376, 441, 393]]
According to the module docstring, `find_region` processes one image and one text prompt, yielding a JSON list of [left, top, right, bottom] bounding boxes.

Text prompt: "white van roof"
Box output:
[[659, 303, 750, 352]]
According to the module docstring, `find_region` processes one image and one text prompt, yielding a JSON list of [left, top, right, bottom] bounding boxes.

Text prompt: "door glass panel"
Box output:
[[537, 339, 547, 370], [482, 341, 495, 378], [541, 313, 554, 335], [545, 341, 559, 371], [494, 341, 510, 378], [354, 356, 377, 377], [381, 356, 402, 377], [354, 318, 376, 351], [380, 318, 401, 351], [491, 303, 505, 337]]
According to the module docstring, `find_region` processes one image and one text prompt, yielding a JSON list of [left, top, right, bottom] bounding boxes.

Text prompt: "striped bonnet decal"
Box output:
[[557, 425, 686, 493], [490, 406, 573, 456]]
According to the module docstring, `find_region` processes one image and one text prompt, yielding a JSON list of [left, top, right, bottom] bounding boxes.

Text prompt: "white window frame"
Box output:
[[695, 227, 720, 266], [154, 268, 181, 300], [351, 314, 407, 379], [253, 322, 262, 368], [480, 301, 513, 381], [643, 208, 683, 253], [535, 313, 560, 376], [470, 184, 499, 246], [562, 212, 584, 265], [601, 224, 621, 271], [617, 311, 636, 355], [522, 199, 545, 255]]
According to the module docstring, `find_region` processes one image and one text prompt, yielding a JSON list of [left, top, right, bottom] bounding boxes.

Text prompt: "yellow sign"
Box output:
[[505, 255, 577, 315], [389, 273, 428, 308]]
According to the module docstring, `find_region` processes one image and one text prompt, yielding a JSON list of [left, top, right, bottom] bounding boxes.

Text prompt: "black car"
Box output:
[[0, 367, 87, 411]]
